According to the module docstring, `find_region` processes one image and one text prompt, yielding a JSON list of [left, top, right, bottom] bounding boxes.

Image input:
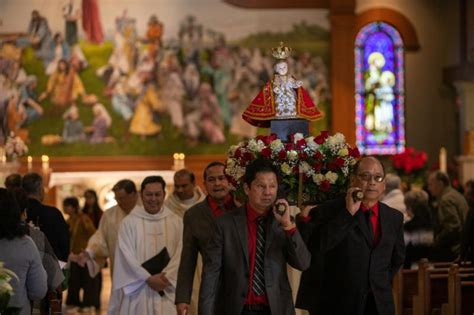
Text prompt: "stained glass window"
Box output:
[[355, 22, 405, 155]]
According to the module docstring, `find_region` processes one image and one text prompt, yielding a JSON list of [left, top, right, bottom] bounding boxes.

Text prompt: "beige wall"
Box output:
[[357, 0, 464, 166]]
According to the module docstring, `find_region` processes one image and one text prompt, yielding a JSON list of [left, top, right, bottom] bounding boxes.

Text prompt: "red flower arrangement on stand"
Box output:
[[390, 147, 428, 187]]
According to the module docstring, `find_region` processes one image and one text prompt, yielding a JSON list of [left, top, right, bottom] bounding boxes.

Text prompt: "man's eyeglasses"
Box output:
[[356, 173, 385, 183]]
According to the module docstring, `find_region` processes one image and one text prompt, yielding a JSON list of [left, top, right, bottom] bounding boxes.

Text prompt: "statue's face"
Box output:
[[274, 62, 288, 75]]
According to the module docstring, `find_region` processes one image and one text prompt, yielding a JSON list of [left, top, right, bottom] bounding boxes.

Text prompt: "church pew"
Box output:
[[415, 260, 474, 315], [445, 265, 474, 315], [392, 268, 418, 315]]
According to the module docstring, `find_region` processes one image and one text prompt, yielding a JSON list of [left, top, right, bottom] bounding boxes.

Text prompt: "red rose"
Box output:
[[242, 152, 253, 162], [296, 139, 306, 150], [314, 151, 323, 161], [256, 135, 266, 142], [335, 157, 345, 168], [278, 150, 287, 160], [285, 142, 295, 151], [327, 161, 337, 171], [319, 180, 331, 192], [320, 130, 330, 139], [261, 147, 272, 158], [315, 135, 325, 144], [298, 152, 308, 160], [293, 165, 300, 174], [349, 147, 360, 158], [313, 162, 323, 172], [235, 148, 243, 159], [268, 133, 278, 142]]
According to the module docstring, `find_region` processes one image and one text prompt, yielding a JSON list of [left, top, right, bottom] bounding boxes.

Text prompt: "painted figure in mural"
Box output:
[[63, 0, 80, 46], [145, 15, 164, 57], [202, 45, 233, 127], [6, 89, 29, 142], [62, 104, 85, 143], [39, 59, 86, 108], [82, 0, 104, 44], [242, 42, 323, 129], [19, 75, 44, 126], [86, 103, 112, 143], [21, 10, 53, 62], [129, 83, 164, 139], [45, 33, 71, 75], [184, 83, 224, 145], [229, 67, 258, 140], [161, 57, 185, 130], [182, 63, 200, 100], [111, 75, 134, 122]]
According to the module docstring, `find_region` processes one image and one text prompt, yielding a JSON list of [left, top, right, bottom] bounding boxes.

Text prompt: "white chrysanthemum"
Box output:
[[299, 161, 312, 174], [287, 150, 298, 161], [334, 133, 346, 143], [325, 171, 338, 184], [235, 166, 246, 180], [226, 158, 236, 169], [228, 145, 239, 155], [293, 133, 304, 143], [247, 139, 258, 152], [270, 139, 284, 151], [281, 163, 292, 175], [312, 173, 325, 184], [306, 136, 319, 151]]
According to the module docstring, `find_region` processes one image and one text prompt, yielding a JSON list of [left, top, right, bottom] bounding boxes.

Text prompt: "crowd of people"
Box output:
[[0, 157, 473, 315]]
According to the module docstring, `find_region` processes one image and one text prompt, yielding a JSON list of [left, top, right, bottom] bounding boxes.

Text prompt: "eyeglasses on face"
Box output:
[[356, 173, 385, 183]]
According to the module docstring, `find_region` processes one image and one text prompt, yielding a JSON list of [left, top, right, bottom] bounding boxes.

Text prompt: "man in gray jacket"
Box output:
[[175, 161, 236, 315], [199, 158, 310, 315], [428, 170, 469, 260]]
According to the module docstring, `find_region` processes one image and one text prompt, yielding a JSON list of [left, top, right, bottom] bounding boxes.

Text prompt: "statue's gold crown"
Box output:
[[272, 42, 292, 60]]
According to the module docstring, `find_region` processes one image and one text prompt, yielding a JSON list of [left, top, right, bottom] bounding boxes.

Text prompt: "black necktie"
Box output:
[[364, 210, 374, 238], [252, 216, 266, 296]]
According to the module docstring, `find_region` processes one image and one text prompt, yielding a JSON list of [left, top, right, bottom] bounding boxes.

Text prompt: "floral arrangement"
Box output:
[[391, 147, 428, 185], [0, 261, 19, 315], [225, 131, 360, 204], [4, 133, 28, 161]]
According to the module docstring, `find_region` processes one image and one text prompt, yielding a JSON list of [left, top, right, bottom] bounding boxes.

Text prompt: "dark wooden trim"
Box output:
[[356, 8, 420, 51], [222, 0, 329, 9]]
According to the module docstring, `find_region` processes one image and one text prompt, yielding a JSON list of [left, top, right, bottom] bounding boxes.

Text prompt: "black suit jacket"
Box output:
[[296, 198, 405, 315], [27, 198, 70, 262], [199, 206, 311, 315], [175, 198, 228, 305]]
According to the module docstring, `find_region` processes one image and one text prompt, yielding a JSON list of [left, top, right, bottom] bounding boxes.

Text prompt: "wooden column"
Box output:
[[330, 0, 356, 145]]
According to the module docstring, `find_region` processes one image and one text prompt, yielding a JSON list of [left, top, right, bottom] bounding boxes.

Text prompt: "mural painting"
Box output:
[[0, 0, 330, 156]]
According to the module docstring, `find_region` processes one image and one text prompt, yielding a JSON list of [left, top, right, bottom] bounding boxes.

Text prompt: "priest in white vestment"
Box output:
[[111, 176, 183, 315], [77, 179, 139, 276], [164, 169, 206, 218]]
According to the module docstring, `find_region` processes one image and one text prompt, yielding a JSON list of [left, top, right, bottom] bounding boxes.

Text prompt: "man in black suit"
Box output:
[[22, 172, 70, 262], [199, 158, 310, 315], [175, 161, 237, 315], [296, 156, 405, 315]]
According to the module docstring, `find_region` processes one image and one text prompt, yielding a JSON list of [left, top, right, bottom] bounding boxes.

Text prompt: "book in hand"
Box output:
[[141, 247, 170, 276], [142, 247, 171, 297]]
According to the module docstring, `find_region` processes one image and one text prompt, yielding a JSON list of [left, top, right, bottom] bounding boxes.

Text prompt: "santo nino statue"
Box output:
[[242, 42, 323, 140]]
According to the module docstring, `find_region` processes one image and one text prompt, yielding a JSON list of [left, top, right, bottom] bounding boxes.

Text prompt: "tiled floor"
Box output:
[[63, 268, 111, 315]]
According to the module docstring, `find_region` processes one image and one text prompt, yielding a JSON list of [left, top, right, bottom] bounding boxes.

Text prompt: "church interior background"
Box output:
[[0, 0, 473, 313]]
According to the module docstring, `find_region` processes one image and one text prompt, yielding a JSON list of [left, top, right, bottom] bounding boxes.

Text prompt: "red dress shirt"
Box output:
[[245, 204, 269, 306], [207, 194, 234, 217]]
